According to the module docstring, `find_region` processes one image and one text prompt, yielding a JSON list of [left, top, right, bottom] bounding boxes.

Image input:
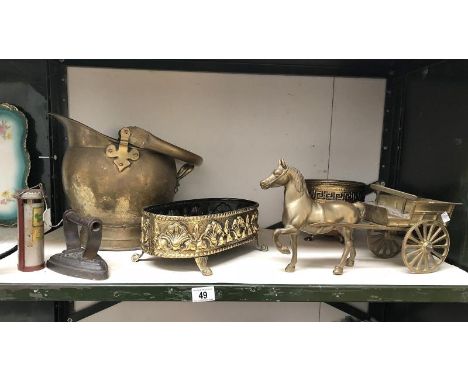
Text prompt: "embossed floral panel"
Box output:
[[0, 104, 29, 226]]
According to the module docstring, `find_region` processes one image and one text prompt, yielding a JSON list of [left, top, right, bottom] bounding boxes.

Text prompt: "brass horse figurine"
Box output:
[[260, 159, 365, 275]]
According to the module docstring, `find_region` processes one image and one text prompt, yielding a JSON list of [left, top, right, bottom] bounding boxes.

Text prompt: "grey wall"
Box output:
[[67, 67, 386, 227]]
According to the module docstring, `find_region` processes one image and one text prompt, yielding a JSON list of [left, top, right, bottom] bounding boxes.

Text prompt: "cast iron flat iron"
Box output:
[[47, 210, 109, 280]]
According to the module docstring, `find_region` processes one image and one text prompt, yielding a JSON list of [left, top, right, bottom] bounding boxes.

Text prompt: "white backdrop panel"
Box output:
[[328, 77, 386, 183], [67, 67, 385, 228]]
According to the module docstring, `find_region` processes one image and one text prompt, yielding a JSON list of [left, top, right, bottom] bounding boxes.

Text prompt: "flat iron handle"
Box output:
[[63, 210, 102, 260], [64, 210, 101, 229]]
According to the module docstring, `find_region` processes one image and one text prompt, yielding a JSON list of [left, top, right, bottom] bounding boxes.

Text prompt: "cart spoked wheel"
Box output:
[[367, 230, 402, 258], [401, 220, 450, 273]]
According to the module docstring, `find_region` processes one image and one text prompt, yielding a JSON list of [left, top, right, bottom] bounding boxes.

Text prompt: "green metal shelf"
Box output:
[[1, 283, 468, 302]]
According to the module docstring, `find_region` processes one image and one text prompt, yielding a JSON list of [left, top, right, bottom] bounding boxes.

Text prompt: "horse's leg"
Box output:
[[346, 229, 357, 267], [273, 226, 298, 254], [285, 233, 298, 272], [333, 227, 351, 275]]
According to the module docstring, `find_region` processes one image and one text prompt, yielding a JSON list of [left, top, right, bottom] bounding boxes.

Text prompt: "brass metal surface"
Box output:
[[366, 182, 461, 227], [363, 204, 389, 226], [367, 230, 402, 259], [51, 114, 203, 250], [304, 179, 367, 242], [260, 159, 365, 275], [365, 182, 460, 273], [260, 162, 461, 275], [305, 179, 367, 203], [371, 183, 417, 200], [105, 127, 139, 172], [140, 198, 260, 275], [401, 220, 450, 273]]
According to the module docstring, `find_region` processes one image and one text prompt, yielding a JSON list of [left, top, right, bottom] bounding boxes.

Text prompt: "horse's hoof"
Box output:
[[333, 266, 343, 275], [201, 268, 213, 276], [346, 259, 355, 267], [279, 246, 290, 255], [285, 264, 296, 272]]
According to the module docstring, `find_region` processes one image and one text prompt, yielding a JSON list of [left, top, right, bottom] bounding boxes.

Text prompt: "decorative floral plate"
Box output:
[[0, 103, 30, 226]]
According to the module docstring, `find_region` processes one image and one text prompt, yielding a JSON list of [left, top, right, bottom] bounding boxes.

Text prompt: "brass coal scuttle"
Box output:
[[52, 114, 203, 250]]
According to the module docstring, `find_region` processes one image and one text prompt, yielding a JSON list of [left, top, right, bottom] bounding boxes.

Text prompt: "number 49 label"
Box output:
[[191, 286, 215, 302]]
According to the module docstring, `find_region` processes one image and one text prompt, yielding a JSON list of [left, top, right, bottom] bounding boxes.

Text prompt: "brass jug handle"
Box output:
[[125, 127, 203, 166], [175, 163, 195, 193]]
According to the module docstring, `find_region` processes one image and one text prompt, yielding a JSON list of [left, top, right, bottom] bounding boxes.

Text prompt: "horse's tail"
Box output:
[[353, 202, 366, 222]]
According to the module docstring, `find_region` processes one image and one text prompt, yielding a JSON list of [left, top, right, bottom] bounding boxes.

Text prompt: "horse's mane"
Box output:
[[288, 166, 310, 196]]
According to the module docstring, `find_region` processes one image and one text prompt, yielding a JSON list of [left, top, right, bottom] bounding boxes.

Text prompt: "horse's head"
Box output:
[[260, 159, 289, 189]]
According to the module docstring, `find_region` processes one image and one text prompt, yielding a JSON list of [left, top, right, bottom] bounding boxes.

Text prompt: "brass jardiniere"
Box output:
[[138, 198, 260, 275], [305, 179, 367, 203]]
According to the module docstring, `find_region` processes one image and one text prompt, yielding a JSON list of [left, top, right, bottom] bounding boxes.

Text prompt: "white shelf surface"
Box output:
[[1, 228, 468, 286]]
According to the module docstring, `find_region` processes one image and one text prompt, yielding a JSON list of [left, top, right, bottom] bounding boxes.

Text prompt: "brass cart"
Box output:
[[360, 183, 461, 273]]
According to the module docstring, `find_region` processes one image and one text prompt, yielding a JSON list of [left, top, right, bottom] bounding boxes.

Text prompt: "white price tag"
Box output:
[[43, 208, 52, 232], [441, 211, 450, 224], [191, 286, 215, 302]]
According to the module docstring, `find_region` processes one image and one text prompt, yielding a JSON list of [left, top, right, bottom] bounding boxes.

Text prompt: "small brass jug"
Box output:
[[52, 114, 203, 250]]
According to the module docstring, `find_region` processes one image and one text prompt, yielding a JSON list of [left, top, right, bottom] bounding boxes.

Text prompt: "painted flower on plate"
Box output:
[[0, 190, 14, 204], [0, 120, 11, 140]]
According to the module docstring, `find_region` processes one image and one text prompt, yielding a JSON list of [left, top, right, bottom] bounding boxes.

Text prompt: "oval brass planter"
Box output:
[[140, 198, 259, 275]]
